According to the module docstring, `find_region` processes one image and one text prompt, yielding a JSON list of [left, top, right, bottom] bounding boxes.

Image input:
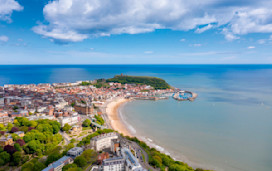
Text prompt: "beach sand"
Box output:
[[106, 97, 132, 136]]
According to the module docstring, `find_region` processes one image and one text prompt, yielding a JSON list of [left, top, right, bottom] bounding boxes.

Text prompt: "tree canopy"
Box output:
[[106, 75, 171, 89]]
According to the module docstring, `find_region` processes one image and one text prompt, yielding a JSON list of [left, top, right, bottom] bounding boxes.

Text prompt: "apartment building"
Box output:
[[90, 132, 119, 151]]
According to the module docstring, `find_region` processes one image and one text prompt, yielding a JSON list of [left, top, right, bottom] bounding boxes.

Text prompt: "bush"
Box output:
[[94, 115, 104, 125], [82, 119, 91, 127], [62, 123, 71, 132]]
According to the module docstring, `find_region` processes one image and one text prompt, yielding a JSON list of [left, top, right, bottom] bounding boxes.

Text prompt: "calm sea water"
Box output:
[[1, 65, 272, 171]]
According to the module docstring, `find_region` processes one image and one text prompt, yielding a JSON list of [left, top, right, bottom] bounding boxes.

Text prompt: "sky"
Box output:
[[0, 0, 272, 64]]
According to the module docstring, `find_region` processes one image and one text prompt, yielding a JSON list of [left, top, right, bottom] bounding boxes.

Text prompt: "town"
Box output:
[[0, 76, 202, 171]]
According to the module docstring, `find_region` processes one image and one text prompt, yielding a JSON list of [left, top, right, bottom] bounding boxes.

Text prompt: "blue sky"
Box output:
[[0, 0, 272, 64]]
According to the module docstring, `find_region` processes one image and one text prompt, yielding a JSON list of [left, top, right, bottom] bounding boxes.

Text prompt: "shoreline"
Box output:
[[105, 97, 132, 137], [104, 97, 214, 171]]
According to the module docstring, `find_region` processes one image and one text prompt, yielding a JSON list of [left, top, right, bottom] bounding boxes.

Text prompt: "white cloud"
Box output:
[[257, 39, 266, 44], [33, 0, 272, 43], [180, 38, 186, 42], [144, 51, 153, 54], [195, 24, 214, 33], [0, 0, 23, 22], [248, 46, 255, 49], [222, 28, 240, 41], [230, 8, 272, 35], [192, 44, 202, 47], [32, 25, 88, 43], [0, 35, 9, 42]]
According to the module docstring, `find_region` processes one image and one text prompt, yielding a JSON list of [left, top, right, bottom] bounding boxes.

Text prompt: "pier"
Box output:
[[172, 90, 198, 101]]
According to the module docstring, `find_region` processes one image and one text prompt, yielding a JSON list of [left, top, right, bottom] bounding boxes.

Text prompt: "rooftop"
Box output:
[[42, 156, 72, 171]]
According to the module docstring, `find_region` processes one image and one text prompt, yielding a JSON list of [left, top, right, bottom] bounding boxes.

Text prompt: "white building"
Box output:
[[121, 148, 146, 171], [102, 156, 125, 171], [90, 132, 118, 151], [58, 115, 80, 127], [37, 106, 47, 113], [55, 101, 68, 109]]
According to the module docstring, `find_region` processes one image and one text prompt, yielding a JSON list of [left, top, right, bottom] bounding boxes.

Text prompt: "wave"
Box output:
[[117, 100, 220, 171], [118, 104, 137, 135]]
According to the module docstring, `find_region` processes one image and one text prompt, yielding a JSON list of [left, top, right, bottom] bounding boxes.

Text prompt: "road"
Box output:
[[120, 137, 158, 171], [59, 131, 71, 146]]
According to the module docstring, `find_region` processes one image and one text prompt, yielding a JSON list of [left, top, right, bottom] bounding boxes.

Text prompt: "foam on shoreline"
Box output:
[[105, 97, 132, 136], [105, 98, 217, 171]]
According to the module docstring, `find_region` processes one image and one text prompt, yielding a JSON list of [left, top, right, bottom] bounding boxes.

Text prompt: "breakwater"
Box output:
[[173, 91, 198, 101]]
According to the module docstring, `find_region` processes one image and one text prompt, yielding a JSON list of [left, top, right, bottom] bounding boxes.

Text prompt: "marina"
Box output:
[[172, 91, 198, 101]]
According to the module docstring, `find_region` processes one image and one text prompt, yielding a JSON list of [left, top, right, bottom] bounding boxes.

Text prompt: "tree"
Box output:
[[13, 119, 20, 127], [45, 151, 62, 165], [23, 132, 34, 143], [29, 121, 38, 127], [0, 123, 4, 130], [21, 161, 34, 171], [52, 124, 60, 134], [7, 123, 13, 132], [81, 149, 96, 162], [67, 168, 83, 171], [0, 158, 4, 166], [82, 119, 91, 127], [14, 143, 21, 151], [28, 127, 35, 131], [15, 117, 31, 126], [26, 140, 43, 154], [12, 151, 22, 166], [62, 123, 71, 132], [10, 127, 19, 133], [4, 145, 16, 154], [66, 143, 75, 151], [0, 151, 10, 164], [62, 163, 78, 171], [11, 133, 20, 141], [16, 139, 26, 146], [74, 156, 87, 167], [152, 155, 162, 167], [33, 162, 46, 171], [70, 138, 76, 143], [19, 126, 29, 133], [94, 115, 104, 125], [36, 124, 53, 134]]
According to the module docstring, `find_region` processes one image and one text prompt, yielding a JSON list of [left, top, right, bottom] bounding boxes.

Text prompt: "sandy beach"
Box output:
[[105, 97, 132, 136]]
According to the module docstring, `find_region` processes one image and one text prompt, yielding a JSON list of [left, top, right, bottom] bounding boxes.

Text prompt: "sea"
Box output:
[[0, 65, 272, 171]]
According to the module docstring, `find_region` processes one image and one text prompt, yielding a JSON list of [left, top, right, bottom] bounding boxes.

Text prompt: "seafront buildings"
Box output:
[[0, 78, 171, 171], [91, 132, 146, 171], [91, 132, 119, 151], [0, 79, 172, 127]]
